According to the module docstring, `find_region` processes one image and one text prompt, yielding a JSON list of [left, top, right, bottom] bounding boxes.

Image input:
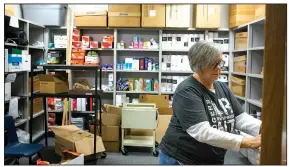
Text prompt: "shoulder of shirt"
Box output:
[[174, 77, 203, 96]]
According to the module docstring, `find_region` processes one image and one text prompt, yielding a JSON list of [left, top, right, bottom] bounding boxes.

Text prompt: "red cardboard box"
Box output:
[[71, 59, 84, 65], [72, 41, 82, 48], [101, 42, 113, 49], [103, 36, 114, 43], [82, 36, 92, 48], [71, 52, 85, 60], [90, 41, 100, 48]]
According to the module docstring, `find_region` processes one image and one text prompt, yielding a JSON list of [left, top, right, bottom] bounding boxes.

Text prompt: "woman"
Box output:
[[159, 41, 261, 165]]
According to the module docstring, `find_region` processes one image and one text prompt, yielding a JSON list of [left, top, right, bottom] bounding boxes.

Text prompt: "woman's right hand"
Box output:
[[240, 135, 261, 149]]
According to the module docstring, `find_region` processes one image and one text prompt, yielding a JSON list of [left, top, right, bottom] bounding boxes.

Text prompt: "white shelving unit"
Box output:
[[4, 14, 47, 143]]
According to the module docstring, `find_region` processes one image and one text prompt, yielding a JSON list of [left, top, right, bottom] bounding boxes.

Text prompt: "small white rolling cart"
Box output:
[[121, 103, 159, 157]]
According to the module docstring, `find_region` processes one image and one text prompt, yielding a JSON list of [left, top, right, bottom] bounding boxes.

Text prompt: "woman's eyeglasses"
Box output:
[[213, 60, 225, 69]]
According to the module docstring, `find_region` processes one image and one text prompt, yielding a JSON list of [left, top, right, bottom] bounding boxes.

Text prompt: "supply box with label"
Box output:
[[38, 74, 69, 94], [234, 55, 247, 73], [235, 32, 248, 50], [74, 11, 107, 27], [166, 4, 190, 28], [230, 75, 246, 97], [108, 5, 141, 27], [229, 5, 255, 28], [141, 4, 165, 27], [51, 125, 105, 156], [193, 4, 221, 28]]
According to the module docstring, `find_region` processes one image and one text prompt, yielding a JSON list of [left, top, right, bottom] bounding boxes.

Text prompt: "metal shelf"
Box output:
[[5, 43, 27, 48], [248, 47, 264, 51], [28, 110, 45, 120], [32, 130, 45, 142], [116, 48, 159, 51], [232, 49, 247, 52], [71, 111, 95, 114], [29, 46, 45, 50], [235, 95, 246, 101], [162, 49, 189, 52], [15, 119, 27, 127], [247, 99, 262, 108], [48, 110, 63, 113], [84, 48, 114, 51], [161, 71, 192, 74], [116, 70, 159, 73], [116, 91, 159, 94], [248, 74, 263, 79], [231, 72, 246, 76], [33, 64, 101, 70], [32, 91, 103, 98], [48, 48, 67, 51]]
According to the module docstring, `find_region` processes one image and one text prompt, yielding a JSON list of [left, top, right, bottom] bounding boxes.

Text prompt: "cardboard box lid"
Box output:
[[38, 74, 65, 83], [108, 12, 141, 17], [231, 76, 246, 85], [139, 95, 169, 108], [75, 11, 107, 17], [235, 32, 248, 38], [234, 55, 247, 62], [103, 104, 122, 115], [108, 5, 141, 12]]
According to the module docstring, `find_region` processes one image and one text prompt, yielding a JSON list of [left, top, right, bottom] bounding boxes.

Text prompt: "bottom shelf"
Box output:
[[32, 130, 45, 142], [123, 135, 154, 147]]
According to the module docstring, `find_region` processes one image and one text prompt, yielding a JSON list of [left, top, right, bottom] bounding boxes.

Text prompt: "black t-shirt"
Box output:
[[159, 75, 244, 165]]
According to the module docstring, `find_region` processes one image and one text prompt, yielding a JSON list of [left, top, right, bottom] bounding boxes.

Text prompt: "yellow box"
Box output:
[[255, 5, 266, 20], [234, 55, 247, 73], [193, 4, 221, 28]]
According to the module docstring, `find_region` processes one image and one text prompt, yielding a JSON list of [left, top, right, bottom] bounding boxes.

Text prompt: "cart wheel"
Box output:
[[101, 152, 106, 159], [121, 148, 128, 156], [155, 141, 159, 148], [153, 150, 159, 157]]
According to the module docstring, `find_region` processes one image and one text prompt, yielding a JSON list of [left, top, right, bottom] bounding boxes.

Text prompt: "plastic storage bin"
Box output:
[[22, 4, 67, 26]]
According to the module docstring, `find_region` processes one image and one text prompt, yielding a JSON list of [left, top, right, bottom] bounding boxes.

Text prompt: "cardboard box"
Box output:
[[90, 41, 100, 48], [71, 52, 85, 60], [82, 36, 92, 49], [28, 98, 43, 115], [108, 5, 141, 27], [37, 151, 84, 165], [141, 5, 165, 27], [29, 76, 40, 93], [158, 107, 173, 115], [5, 5, 14, 16], [74, 11, 107, 27], [193, 5, 221, 28], [103, 141, 120, 152], [101, 126, 120, 142], [101, 112, 121, 126], [52, 125, 105, 156], [235, 32, 248, 50], [255, 5, 266, 20], [8, 54, 22, 72], [103, 104, 122, 115], [72, 41, 82, 48], [229, 5, 255, 28], [38, 74, 68, 94], [130, 129, 153, 136], [231, 75, 246, 97], [234, 55, 247, 73], [166, 5, 190, 28], [156, 115, 172, 143], [139, 95, 169, 108]]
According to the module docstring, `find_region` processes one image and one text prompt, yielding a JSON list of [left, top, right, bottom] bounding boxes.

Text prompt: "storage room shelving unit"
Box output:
[[229, 17, 265, 119], [4, 14, 47, 143], [72, 28, 230, 106]]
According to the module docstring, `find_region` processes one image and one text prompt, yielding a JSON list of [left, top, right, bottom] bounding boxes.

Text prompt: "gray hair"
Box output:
[[187, 41, 221, 72]]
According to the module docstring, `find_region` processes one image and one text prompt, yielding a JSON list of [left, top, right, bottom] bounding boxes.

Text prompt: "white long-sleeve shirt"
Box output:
[[186, 112, 261, 152]]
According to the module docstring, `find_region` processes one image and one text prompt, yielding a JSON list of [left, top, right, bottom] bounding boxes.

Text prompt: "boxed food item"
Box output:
[[235, 32, 248, 50], [74, 11, 107, 27], [38, 74, 69, 94], [71, 59, 84, 65], [72, 29, 80, 42], [54, 35, 67, 48], [166, 4, 190, 28], [72, 41, 82, 48], [141, 5, 165, 27], [102, 36, 114, 49], [234, 55, 247, 73], [230, 75, 246, 97], [71, 52, 85, 60], [90, 41, 100, 48], [82, 36, 92, 49], [108, 5, 141, 27], [193, 4, 221, 28], [229, 5, 255, 28], [255, 5, 266, 20], [51, 125, 105, 156]]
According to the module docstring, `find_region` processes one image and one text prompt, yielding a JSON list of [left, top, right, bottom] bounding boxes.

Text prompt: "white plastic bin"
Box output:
[[22, 4, 67, 26]]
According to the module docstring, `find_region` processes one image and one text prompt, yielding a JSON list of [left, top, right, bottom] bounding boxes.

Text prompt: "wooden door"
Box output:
[[260, 4, 287, 165]]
